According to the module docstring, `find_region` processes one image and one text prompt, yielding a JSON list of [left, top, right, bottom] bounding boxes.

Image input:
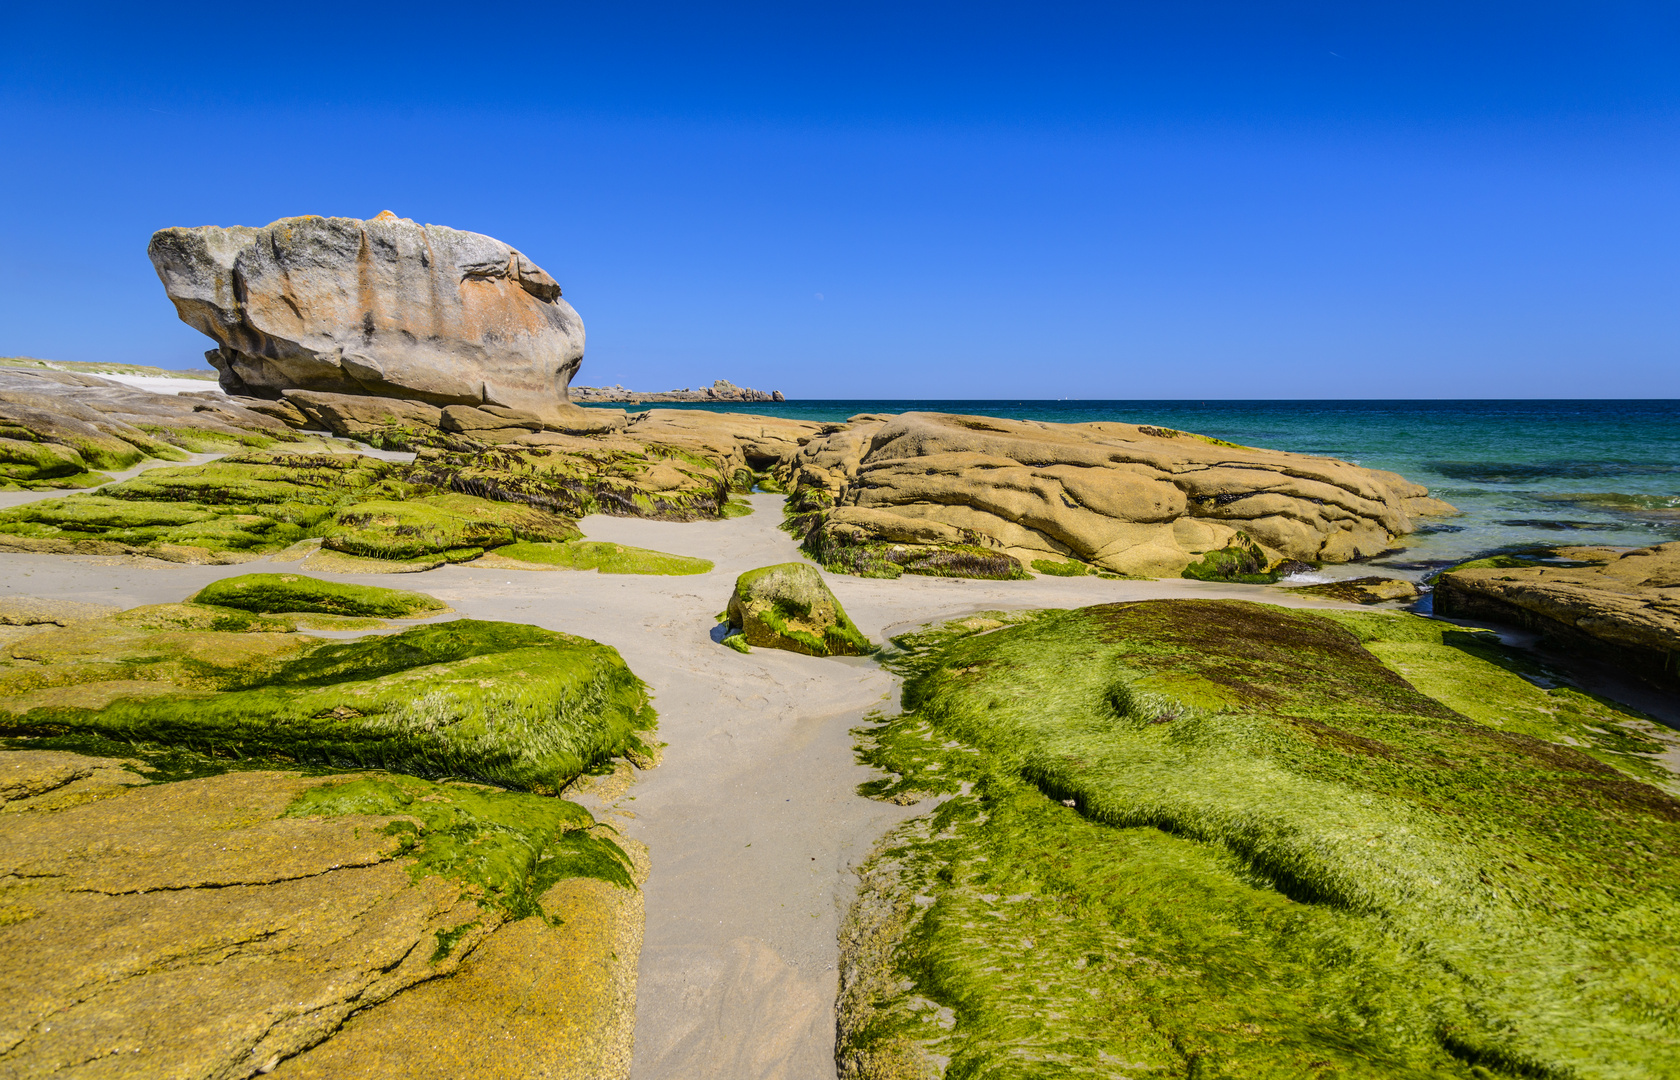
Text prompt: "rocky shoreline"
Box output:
[[0, 214, 1674, 1079]]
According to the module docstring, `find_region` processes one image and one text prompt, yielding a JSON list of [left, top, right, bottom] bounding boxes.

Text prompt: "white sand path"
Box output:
[[12, 489, 1664, 1076]]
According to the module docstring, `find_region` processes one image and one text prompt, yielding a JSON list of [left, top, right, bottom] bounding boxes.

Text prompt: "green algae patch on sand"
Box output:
[[190, 573, 450, 619], [2, 616, 657, 794], [285, 775, 634, 918], [1030, 557, 1088, 576], [493, 540, 713, 576], [727, 562, 875, 657], [842, 599, 1680, 1079]]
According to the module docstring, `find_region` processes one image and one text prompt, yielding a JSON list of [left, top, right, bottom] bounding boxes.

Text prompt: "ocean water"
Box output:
[[589, 399, 1680, 575]]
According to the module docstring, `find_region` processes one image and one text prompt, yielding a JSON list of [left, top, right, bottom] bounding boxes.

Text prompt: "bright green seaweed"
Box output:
[[842, 600, 1680, 1079], [189, 573, 449, 618], [495, 540, 714, 575], [3, 618, 657, 794], [285, 775, 634, 919]]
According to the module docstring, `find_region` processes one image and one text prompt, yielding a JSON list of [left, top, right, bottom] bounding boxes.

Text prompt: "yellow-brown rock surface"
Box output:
[[1435, 542, 1680, 682], [783, 412, 1454, 576], [0, 753, 644, 1079]]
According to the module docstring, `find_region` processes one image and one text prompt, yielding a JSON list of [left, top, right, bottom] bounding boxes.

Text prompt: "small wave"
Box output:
[[1280, 571, 1335, 584]]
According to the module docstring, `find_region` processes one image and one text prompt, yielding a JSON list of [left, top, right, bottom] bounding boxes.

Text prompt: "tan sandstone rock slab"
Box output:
[[0, 754, 643, 1080], [1435, 541, 1680, 684], [783, 412, 1454, 577]]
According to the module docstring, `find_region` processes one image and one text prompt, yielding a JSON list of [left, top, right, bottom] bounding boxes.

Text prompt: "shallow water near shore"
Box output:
[[587, 399, 1680, 573]]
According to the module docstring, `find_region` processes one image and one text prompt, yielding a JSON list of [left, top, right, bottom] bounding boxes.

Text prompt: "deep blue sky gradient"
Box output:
[[2, 2, 1676, 397]]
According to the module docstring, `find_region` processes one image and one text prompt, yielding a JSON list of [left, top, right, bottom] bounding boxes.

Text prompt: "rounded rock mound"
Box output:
[[725, 562, 874, 657]]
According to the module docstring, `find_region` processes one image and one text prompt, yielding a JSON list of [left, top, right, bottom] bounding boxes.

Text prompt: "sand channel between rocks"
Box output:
[[0, 489, 1405, 1079]]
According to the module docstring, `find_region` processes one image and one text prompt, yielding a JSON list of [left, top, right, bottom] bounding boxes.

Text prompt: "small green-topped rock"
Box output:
[[189, 573, 450, 619], [726, 562, 874, 656]]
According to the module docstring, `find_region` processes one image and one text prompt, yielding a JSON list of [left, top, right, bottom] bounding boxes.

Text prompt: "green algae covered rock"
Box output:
[[491, 540, 713, 576], [1180, 530, 1281, 583], [726, 562, 873, 656], [321, 493, 581, 562], [1, 609, 655, 794], [190, 573, 450, 619], [842, 599, 1680, 1079], [0, 752, 643, 1078]]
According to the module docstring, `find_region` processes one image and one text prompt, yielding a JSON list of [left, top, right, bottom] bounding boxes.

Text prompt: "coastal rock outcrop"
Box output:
[[725, 562, 874, 656], [0, 367, 302, 488], [0, 753, 645, 1080], [148, 212, 591, 424], [1435, 543, 1680, 684], [782, 412, 1456, 578]]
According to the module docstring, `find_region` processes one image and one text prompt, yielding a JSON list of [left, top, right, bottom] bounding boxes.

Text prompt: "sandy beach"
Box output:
[[0, 478, 1455, 1079]]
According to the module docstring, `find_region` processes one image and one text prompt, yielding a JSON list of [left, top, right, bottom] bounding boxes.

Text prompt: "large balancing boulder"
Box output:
[[726, 562, 874, 656], [148, 212, 588, 423]]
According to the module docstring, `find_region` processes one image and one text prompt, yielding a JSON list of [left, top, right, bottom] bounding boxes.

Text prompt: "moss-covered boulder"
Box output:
[[189, 574, 450, 619], [725, 562, 874, 656], [1180, 531, 1281, 583], [842, 599, 1680, 1078], [1, 606, 655, 794], [0, 752, 642, 1078]]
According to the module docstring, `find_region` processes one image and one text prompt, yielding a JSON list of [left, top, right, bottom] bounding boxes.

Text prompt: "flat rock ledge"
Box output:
[[1435, 541, 1680, 685], [0, 752, 644, 1080]]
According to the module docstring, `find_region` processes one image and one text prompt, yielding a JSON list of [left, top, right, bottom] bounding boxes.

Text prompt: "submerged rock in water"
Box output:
[[726, 562, 874, 656], [1435, 541, 1680, 684], [148, 212, 594, 425], [781, 412, 1457, 579]]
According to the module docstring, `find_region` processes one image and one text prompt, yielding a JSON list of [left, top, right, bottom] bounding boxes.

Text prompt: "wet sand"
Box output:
[[0, 490, 1523, 1079]]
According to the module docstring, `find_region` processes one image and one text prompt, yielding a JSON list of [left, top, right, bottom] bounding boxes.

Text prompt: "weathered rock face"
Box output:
[[149, 212, 588, 423], [1435, 543, 1680, 684], [783, 412, 1456, 578], [0, 753, 645, 1080], [725, 562, 874, 656]]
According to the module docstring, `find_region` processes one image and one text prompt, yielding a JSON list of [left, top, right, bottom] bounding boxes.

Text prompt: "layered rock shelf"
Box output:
[[1436, 542, 1680, 684]]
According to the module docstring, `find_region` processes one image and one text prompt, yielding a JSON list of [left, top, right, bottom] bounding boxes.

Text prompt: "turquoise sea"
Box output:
[[588, 399, 1680, 575]]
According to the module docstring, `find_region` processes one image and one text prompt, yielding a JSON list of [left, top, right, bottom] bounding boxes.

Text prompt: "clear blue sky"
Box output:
[[2, 2, 1676, 398]]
